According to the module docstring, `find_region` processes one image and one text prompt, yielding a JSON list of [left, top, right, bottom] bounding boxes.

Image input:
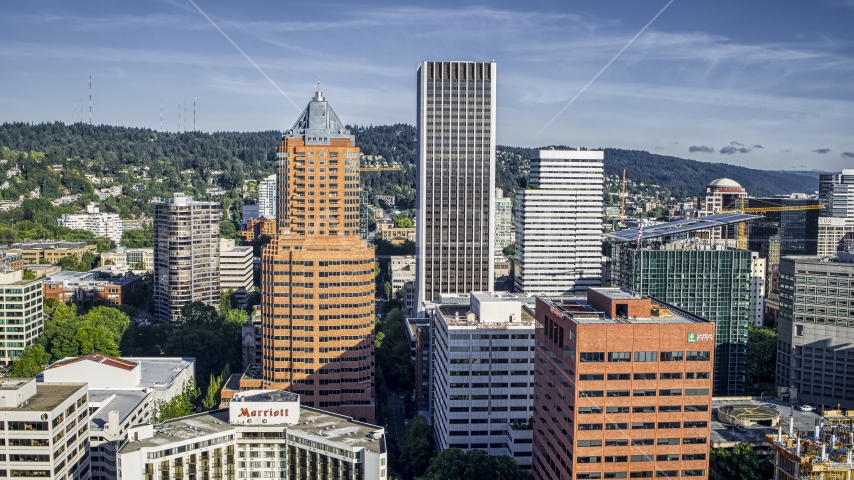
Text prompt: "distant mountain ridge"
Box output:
[[0, 122, 816, 201]]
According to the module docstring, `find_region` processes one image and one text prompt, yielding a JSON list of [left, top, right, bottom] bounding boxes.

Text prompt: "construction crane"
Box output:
[[723, 199, 825, 250], [620, 169, 627, 217]]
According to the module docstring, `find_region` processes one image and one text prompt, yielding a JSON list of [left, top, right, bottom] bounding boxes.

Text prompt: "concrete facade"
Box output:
[[258, 173, 277, 220], [0, 379, 91, 480], [58, 203, 123, 245], [0, 269, 44, 365], [750, 254, 766, 327], [775, 256, 854, 409], [817, 216, 854, 257], [431, 292, 536, 471], [514, 149, 604, 297], [532, 289, 714, 480], [389, 255, 415, 295], [494, 188, 513, 251], [116, 391, 388, 480], [416, 61, 496, 310], [219, 239, 254, 309]]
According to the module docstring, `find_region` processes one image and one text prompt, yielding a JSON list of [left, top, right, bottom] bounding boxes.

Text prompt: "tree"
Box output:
[[392, 215, 414, 228], [163, 302, 242, 386], [220, 219, 238, 239], [121, 228, 153, 248], [418, 449, 529, 480], [7, 345, 52, 377], [747, 325, 777, 386], [95, 237, 116, 253], [22, 269, 37, 280], [202, 373, 224, 410], [400, 415, 434, 479], [710, 443, 763, 480], [503, 244, 515, 262], [384, 281, 392, 299], [155, 379, 200, 423]]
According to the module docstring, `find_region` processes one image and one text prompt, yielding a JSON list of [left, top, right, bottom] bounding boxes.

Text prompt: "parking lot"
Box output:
[[711, 398, 821, 449]]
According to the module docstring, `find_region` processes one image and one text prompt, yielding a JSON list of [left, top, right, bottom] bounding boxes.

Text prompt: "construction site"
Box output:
[[767, 408, 854, 480]]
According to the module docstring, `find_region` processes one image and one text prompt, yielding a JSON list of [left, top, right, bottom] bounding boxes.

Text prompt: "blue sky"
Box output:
[[1, 0, 853, 170]]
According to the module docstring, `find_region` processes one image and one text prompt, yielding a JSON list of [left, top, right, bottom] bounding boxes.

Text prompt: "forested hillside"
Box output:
[[0, 122, 816, 210]]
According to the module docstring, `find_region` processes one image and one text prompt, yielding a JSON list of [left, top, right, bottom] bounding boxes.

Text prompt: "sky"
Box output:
[[1, 0, 853, 171]]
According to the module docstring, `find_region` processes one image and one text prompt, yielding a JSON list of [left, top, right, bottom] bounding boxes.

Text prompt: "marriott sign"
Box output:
[[228, 390, 301, 426]]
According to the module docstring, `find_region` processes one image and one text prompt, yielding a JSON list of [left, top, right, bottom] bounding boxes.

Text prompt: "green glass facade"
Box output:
[[609, 244, 751, 395]]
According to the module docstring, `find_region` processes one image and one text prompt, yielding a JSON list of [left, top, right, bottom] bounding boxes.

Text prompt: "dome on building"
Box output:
[[707, 178, 743, 189]]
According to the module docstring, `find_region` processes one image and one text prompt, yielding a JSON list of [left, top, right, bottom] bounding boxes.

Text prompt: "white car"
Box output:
[[799, 404, 813, 412]]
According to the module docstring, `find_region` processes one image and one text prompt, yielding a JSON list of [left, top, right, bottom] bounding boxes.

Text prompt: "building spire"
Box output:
[[314, 77, 324, 101]]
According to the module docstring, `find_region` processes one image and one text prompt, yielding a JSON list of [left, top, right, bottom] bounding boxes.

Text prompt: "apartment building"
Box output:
[[239, 218, 277, 243], [58, 203, 123, 245], [416, 61, 496, 309], [43, 270, 142, 306], [116, 390, 388, 480], [0, 378, 91, 480], [219, 239, 254, 308], [42, 354, 195, 480], [0, 269, 44, 365], [775, 255, 854, 409], [258, 173, 277, 220], [514, 149, 604, 296], [153, 193, 221, 323], [532, 288, 713, 480], [750, 254, 766, 326], [432, 292, 536, 470], [5, 241, 97, 265]]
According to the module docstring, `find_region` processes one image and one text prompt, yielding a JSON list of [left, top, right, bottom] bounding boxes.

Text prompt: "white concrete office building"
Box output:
[[117, 390, 388, 480], [58, 203, 123, 245], [514, 149, 604, 296], [219, 239, 254, 308], [432, 292, 535, 471], [0, 378, 90, 480], [416, 61, 496, 312], [258, 174, 277, 220]]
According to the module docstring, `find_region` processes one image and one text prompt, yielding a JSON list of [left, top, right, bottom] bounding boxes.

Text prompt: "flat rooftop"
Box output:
[[89, 390, 148, 432], [543, 297, 708, 325], [437, 304, 537, 328], [711, 398, 820, 449], [121, 357, 195, 390], [119, 407, 385, 455], [0, 383, 85, 413]]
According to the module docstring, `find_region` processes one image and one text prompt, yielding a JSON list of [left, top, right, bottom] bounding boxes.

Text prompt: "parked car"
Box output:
[[735, 424, 747, 433], [799, 404, 813, 412]]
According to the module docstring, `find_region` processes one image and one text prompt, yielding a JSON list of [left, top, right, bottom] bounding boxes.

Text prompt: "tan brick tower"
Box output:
[[224, 88, 376, 423]]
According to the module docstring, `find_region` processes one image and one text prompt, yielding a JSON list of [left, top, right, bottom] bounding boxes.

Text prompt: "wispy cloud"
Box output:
[[813, 148, 832, 154], [842, 152, 854, 158]]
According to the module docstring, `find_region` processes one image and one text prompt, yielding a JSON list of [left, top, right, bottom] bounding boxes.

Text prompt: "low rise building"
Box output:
[[5, 241, 97, 264], [0, 269, 44, 365], [24, 263, 61, 278], [0, 250, 24, 271], [43, 270, 143, 306], [42, 354, 196, 480], [432, 292, 537, 471], [58, 203, 123, 245], [99, 247, 154, 272], [239, 218, 277, 243], [380, 227, 416, 245], [0, 378, 90, 480], [116, 390, 388, 480], [389, 255, 415, 295], [531, 288, 714, 480], [219, 239, 254, 308]]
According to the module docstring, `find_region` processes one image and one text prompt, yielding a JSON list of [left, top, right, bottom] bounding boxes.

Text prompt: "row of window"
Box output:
[[577, 437, 707, 446], [578, 421, 708, 430], [580, 351, 711, 363], [580, 372, 710, 381], [579, 389, 709, 398], [578, 453, 705, 462], [576, 471, 705, 479], [578, 405, 708, 414]]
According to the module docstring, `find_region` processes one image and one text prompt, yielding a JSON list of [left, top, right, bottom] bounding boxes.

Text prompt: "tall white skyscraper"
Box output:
[[258, 173, 276, 219], [820, 168, 854, 218], [514, 149, 603, 296], [415, 61, 496, 310]]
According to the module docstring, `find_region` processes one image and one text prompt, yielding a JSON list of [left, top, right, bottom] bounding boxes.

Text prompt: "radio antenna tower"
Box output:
[[184, 101, 187, 133], [193, 98, 196, 132], [160, 100, 163, 132], [178, 99, 181, 132], [89, 73, 92, 125], [74, 98, 77, 124]]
